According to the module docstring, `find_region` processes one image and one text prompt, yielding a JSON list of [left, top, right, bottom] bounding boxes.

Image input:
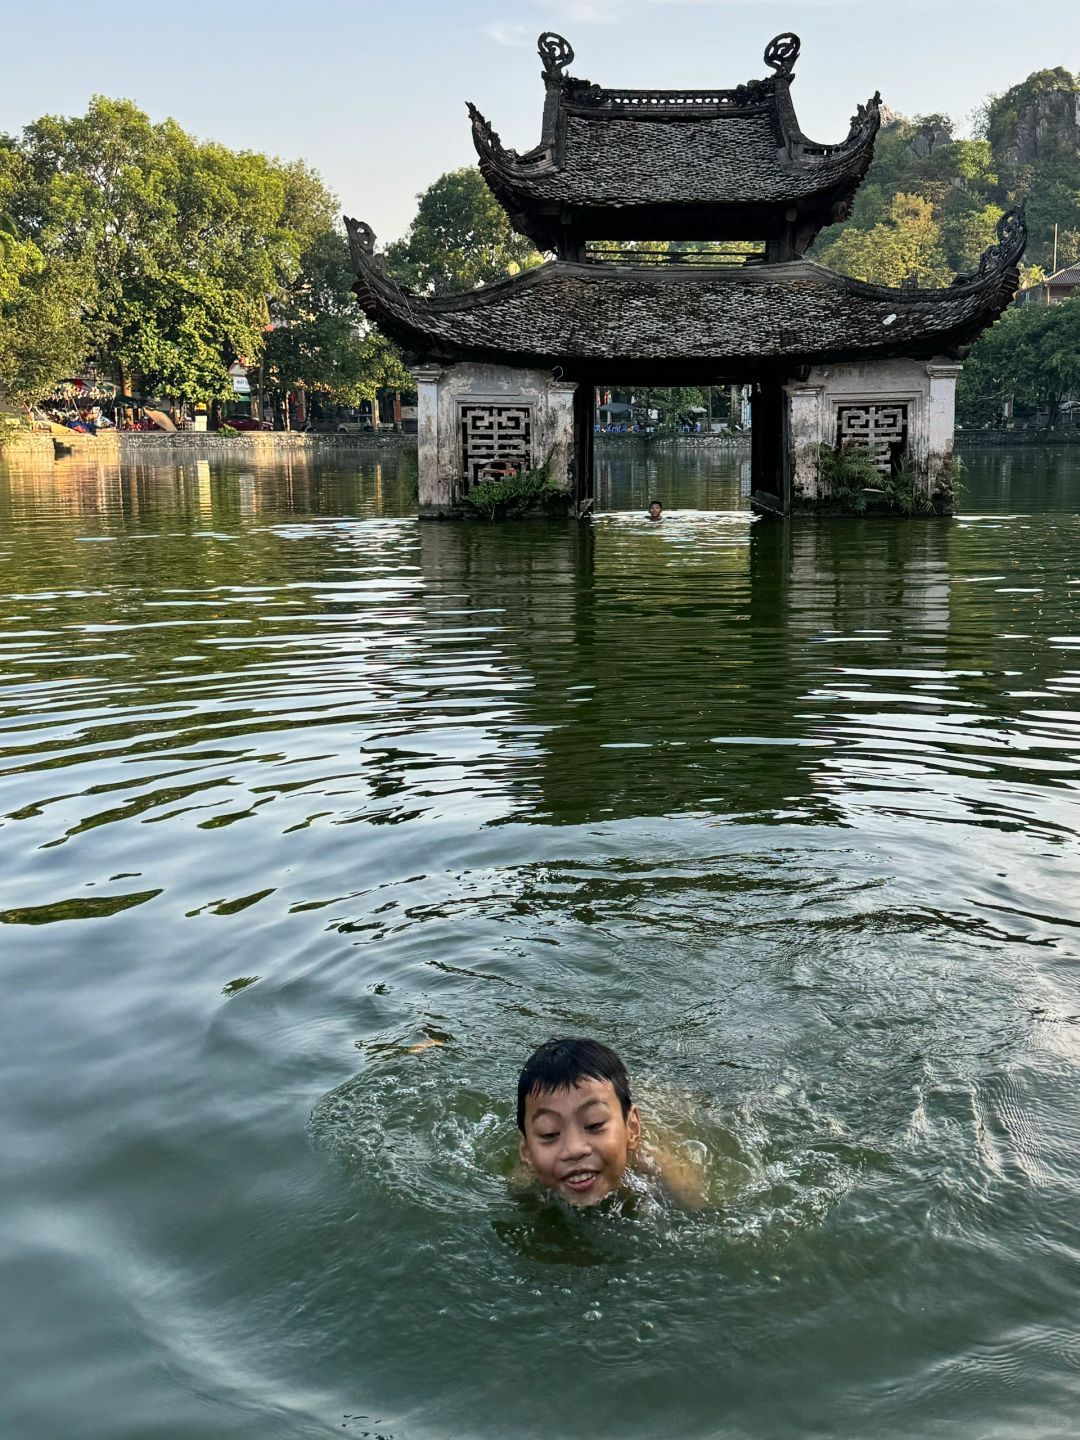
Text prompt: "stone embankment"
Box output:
[[957, 431, 1080, 447], [596, 432, 749, 447], [1, 431, 417, 463]]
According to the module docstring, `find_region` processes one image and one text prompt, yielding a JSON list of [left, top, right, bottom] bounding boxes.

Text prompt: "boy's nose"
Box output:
[[560, 1129, 590, 1159]]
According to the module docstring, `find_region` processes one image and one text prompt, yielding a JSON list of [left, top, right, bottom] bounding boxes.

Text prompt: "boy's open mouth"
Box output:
[[562, 1170, 599, 1192]]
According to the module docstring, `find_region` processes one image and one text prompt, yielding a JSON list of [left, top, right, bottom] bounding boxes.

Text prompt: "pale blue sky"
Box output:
[[2, 0, 1078, 245]]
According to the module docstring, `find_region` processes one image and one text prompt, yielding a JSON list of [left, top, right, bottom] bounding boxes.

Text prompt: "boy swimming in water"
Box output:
[[516, 1037, 705, 1207]]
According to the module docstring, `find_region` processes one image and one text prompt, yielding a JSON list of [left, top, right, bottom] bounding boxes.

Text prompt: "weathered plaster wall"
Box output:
[[785, 357, 961, 501], [411, 362, 576, 515]]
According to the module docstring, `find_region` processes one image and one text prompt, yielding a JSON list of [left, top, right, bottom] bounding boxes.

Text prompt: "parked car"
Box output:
[[227, 416, 273, 431], [337, 419, 374, 433]]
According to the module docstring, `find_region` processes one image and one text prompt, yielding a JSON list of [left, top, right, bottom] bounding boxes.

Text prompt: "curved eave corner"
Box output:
[[814, 204, 1026, 350], [467, 103, 557, 249], [345, 216, 432, 358], [934, 205, 1027, 342], [783, 90, 883, 199]]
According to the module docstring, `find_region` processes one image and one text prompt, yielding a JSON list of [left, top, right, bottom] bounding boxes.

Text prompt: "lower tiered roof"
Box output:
[[347, 211, 1026, 375]]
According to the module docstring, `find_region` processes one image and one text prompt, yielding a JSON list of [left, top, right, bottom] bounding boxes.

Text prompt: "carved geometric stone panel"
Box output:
[[460, 404, 533, 488], [837, 403, 909, 475]]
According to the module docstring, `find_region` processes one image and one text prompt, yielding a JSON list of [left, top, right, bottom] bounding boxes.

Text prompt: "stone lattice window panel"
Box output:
[[460, 404, 533, 488], [837, 403, 908, 475]]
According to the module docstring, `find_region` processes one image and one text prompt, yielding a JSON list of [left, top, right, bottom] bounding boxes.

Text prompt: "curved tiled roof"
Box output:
[[473, 98, 879, 209], [346, 211, 1026, 372], [467, 33, 881, 250]]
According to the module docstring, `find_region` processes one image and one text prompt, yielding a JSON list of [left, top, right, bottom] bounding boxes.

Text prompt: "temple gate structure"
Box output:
[[348, 32, 1026, 517]]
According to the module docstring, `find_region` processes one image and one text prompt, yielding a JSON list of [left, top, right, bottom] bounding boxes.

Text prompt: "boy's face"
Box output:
[[518, 1077, 641, 1207], [648, 503, 662, 520]]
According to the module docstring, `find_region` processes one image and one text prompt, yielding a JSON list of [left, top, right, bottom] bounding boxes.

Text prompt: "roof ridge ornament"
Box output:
[[763, 33, 800, 76], [467, 102, 512, 162], [538, 32, 574, 78], [846, 91, 882, 142], [950, 207, 1027, 287], [344, 217, 377, 274]]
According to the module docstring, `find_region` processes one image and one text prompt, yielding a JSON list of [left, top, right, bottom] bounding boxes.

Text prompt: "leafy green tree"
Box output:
[[0, 260, 86, 405], [815, 193, 952, 287], [958, 297, 1080, 425], [9, 98, 327, 404], [938, 193, 1006, 271], [0, 140, 86, 403], [264, 227, 412, 408], [629, 387, 707, 427], [384, 167, 542, 293]]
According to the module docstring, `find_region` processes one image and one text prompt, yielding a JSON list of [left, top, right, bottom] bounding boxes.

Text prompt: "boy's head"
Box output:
[[647, 500, 663, 520], [516, 1038, 641, 1206]]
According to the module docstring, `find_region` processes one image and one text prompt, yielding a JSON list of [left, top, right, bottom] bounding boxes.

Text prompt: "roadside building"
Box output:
[[1015, 264, 1080, 306]]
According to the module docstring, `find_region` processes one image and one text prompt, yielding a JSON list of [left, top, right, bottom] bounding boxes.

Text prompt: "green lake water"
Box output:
[[2, 440, 1079, 1439]]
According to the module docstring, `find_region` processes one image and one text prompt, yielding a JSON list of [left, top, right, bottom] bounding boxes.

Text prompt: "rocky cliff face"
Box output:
[[998, 87, 1080, 167]]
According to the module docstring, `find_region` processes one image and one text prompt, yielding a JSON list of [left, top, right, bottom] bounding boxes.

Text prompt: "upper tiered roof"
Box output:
[[468, 32, 882, 258]]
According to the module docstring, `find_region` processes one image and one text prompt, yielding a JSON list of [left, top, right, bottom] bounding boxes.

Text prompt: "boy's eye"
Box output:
[[537, 1131, 558, 1142], [586, 1122, 606, 1132]]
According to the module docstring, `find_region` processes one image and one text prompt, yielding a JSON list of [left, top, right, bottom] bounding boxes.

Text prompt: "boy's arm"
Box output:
[[644, 1140, 709, 1208]]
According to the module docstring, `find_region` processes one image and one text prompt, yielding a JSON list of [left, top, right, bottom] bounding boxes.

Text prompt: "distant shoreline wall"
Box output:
[[0, 431, 418, 462], [956, 432, 1080, 447], [596, 433, 750, 447], [118, 432, 417, 457]]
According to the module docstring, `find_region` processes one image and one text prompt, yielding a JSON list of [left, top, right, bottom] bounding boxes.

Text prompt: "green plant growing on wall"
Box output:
[[882, 456, 935, 514], [459, 458, 567, 521], [816, 443, 883, 513], [929, 453, 964, 511], [813, 444, 956, 514]]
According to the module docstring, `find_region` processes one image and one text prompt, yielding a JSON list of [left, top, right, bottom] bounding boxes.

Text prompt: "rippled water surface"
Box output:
[[3, 441, 1080, 1440]]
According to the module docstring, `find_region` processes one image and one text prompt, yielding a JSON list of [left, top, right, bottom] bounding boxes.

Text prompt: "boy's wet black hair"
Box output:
[[516, 1037, 632, 1131], [648, 499, 662, 509]]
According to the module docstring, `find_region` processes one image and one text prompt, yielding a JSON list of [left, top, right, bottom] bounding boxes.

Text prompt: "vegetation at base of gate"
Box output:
[[458, 459, 567, 521], [884, 457, 937, 515], [814, 444, 881, 513], [217, 424, 239, 436], [931, 454, 964, 510], [810, 445, 948, 515]]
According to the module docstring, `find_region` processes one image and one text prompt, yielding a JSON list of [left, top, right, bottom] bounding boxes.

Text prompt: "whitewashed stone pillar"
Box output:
[[410, 366, 446, 511], [784, 379, 827, 500], [546, 379, 578, 487], [925, 361, 963, 482]]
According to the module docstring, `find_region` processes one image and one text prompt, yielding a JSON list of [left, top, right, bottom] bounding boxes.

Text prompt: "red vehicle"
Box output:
[[225, 416, 273, 432]]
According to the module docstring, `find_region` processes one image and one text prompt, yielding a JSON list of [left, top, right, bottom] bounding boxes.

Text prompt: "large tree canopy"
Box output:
[[958, 298, 1080, 426], [384, 167, 542, 294], [0, 98, 402, 410]]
